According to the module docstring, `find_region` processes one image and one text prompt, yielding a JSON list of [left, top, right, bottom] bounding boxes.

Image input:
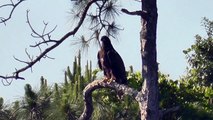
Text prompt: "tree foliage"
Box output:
[[183, 18, 213, 85], [159, 74, 213, 120], [70, 0, 122, 51]]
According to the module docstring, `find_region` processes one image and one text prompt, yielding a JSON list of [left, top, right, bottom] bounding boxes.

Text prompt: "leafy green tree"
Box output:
[[10, 78, 52, 120], [21, 84, 43, 120], [0, 97, 12, 120], [183, 18, 213, 86], [158, 74, 213, 120], [176, 18, 213, 119], [158, 19, 213, 119]]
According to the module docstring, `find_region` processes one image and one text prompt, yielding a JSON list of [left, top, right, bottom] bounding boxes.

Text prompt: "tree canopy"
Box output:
[[184, 17, 213, 86]]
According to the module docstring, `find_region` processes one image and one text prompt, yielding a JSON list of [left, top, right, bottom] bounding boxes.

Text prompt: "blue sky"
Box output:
[[1, 0, 213, 102]]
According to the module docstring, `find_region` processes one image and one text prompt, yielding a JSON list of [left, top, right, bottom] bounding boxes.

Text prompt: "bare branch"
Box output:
[[13, 48, 33, 65], [134, 0, 142, 2], [0, 75, 24, 80], [121, 8, 148, 19], [1, 78, 13, 86], [121, 8, 141, 16], [26, 10, 57, 43], [13, 56, 29, 65], [79, 79, 145, 120], [30, 40, 58, 48], [0, 0, 26, 24], [0, 0, 98, 81], [159, 106, 180, 119]]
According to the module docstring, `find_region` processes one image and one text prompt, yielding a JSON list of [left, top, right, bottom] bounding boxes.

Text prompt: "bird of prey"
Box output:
[[97, 36, 128, 85]]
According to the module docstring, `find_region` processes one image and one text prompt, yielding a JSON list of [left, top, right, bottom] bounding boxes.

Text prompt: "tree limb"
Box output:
[[159, 106, 180, 118], [79, 79, 145, 120], [78, 79, 179, 120], [121, 8, 148, 19], [0, 0, 26, 25], [0, 0, 98, 81]]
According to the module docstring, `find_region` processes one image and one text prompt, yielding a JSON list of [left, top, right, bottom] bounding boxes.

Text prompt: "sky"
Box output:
[[1, 0, 213, 103]]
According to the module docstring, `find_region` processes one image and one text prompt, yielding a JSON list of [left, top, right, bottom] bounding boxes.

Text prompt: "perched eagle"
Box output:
[[97, 36, 128, 85]]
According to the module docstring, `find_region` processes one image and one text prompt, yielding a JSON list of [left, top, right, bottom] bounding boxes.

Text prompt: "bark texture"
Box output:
[[140, 0, 159, 119]]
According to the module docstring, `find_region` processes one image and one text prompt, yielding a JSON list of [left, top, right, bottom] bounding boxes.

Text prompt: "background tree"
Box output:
[[158, 17, 213, 120], [184, 17, 213, 86], [0, 97, 12, 120]]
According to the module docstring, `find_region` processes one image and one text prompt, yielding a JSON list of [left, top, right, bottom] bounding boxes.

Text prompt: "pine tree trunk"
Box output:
[[140, 0, 159, 119]]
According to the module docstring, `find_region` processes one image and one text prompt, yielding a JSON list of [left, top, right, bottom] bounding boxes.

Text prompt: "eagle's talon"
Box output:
[[117, 90, 124, 100], [107, 79, 113, 84], [103, 77, 110, 83]]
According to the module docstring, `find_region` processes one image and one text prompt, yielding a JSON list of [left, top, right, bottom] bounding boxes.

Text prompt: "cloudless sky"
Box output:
[[1, 0, 213, 103]]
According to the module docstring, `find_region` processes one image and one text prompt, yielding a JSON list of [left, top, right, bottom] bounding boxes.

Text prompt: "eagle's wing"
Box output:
[[97, 50, 103, 70], [107, 50, 126, 75], [107, 50, 127, 84]]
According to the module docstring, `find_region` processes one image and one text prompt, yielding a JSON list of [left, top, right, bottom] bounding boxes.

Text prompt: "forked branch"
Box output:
[[79, 79, 146, 120], [0, 0, 26, 25], [0, 0, 99, 81]]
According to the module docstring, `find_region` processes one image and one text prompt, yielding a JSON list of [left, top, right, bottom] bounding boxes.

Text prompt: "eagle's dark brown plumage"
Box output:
[[97, 36, 127, 85]]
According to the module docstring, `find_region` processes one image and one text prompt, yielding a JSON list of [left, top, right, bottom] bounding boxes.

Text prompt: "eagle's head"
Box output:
[[101, 36, 113, 50], [101, 36, 110, 43]]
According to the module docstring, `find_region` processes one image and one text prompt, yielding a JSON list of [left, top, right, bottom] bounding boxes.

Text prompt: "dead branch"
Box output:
[[0, 0, 98, 81], [160, 106, 180, 118], [0, 0, 26, 25], [26, 10, 58, 45], [121, 8, 148, 19], [159, 106, 180, 119], [1, 78, 14, 86], [78, 79, 146, 120]]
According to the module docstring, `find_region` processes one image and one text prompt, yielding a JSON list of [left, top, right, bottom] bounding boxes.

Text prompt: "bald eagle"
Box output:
[[97, 36, 127, 85]]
